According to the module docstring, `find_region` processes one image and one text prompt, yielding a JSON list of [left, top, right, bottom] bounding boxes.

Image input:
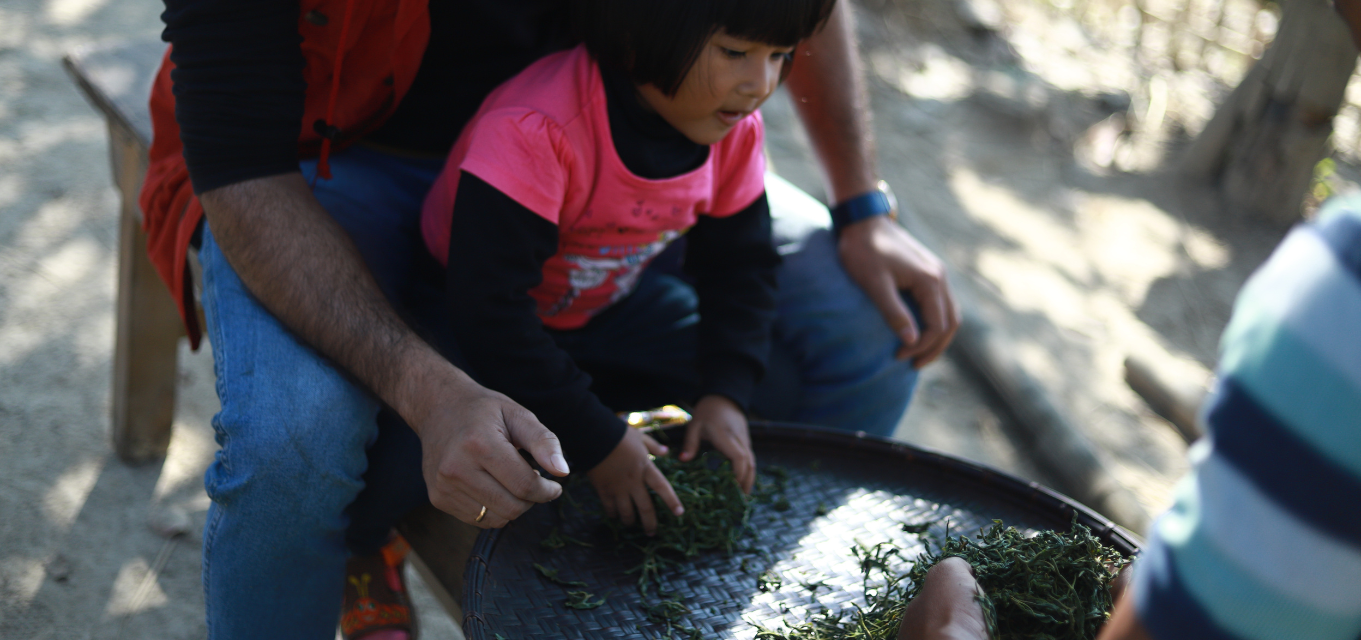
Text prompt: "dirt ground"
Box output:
[[0, 0, 1313, 636]]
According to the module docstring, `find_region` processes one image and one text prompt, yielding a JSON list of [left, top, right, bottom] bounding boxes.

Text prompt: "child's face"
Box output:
[[637, 31, 794, 145]]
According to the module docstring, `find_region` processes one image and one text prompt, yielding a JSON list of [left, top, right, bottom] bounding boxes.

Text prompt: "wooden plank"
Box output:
[[1123, 355, 1206, 444], [108, 117, 181, 464], [62, 41, 163, 153]]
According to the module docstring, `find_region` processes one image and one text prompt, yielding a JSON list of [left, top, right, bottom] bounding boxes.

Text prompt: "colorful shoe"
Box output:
[[341, 534, 415, 640]]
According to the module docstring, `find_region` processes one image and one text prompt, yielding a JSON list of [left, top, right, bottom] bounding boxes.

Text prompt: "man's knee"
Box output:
[[206, 348, 381, 526]]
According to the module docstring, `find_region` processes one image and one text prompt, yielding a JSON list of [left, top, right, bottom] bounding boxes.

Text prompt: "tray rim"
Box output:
[[461, 420, 1142, 637]]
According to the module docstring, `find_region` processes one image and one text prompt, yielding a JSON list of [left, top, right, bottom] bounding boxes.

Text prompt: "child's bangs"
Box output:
[[576, 0, 838, 96], [718, 0, 838, 48]]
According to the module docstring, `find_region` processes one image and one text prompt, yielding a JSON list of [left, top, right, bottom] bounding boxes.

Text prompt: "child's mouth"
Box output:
[[716, 110, 746, 126]]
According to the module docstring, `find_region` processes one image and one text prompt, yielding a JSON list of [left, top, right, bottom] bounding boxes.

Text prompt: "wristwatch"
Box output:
[[830, 180, 897, 236]]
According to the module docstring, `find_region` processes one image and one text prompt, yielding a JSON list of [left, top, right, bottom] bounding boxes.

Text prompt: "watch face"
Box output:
[[876, 180, 898, 215]]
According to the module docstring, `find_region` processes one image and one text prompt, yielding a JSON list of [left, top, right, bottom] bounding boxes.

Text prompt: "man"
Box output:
[[143, 0, 960, 637]]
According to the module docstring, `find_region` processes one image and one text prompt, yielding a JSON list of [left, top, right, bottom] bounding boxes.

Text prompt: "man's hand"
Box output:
[[896, 557, 990, 640], [409, 365, 571, 528], [201, 174, 568, 529], [839, 215, 960, 367], [680, 395, 756, 493], [587, 427, 684, 535]]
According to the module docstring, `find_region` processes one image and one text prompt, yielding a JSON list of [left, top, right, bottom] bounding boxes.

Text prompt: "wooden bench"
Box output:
[[63, 40, 476, 627]]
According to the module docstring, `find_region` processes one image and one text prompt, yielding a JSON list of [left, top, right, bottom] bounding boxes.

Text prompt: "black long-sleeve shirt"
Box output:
[[162, 0, 571, 193]]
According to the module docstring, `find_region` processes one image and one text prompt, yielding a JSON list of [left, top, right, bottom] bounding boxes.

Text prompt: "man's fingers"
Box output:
[[430, 476, 522, 528], [905, 282, 960, 367], [897, 282, 951, 364], [646, 462, 685, 517], [913, 295, 960, 368], [480, 445, 563, 505], [503, 403, 571, 477], [641, 433, 670, 457], [476, 415, 564, 504], [680, 421, 704, 462], [862, 270, 921, 360]]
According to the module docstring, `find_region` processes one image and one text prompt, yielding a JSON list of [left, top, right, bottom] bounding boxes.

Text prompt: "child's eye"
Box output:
[[772, 51, 794, 62], [720, 47, 746, 59]]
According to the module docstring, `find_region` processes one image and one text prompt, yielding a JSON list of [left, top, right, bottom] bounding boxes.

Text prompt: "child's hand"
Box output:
[[680, 395, 755, 494], [587, 427, 684, 536]]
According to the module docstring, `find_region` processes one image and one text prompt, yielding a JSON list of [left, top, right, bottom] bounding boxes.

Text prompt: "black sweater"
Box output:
[[162, 0, 572, 193]]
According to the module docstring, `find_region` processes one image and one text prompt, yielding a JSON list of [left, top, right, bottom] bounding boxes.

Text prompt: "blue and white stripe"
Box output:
[[1133, 198, 1361, 640]]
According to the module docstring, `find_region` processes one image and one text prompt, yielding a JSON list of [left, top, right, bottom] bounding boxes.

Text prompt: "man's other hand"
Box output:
[[838, 215, 960, 368]]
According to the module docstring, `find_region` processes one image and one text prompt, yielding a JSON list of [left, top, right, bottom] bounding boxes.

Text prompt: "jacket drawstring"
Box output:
[[313, 0, 357, 185]]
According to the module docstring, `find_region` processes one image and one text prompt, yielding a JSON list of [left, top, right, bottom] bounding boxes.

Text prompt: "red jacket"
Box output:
[[139, 0, 430, 348]]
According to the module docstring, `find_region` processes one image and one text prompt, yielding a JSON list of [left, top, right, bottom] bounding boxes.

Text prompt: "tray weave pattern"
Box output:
[[463, 423, 1139, 639]]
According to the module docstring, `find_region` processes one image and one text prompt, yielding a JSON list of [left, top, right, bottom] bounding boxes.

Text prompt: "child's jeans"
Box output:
[[196, 146, 919, 638]]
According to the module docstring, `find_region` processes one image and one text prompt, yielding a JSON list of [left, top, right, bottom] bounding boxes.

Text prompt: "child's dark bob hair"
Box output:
[[575, 0, 838, 96]]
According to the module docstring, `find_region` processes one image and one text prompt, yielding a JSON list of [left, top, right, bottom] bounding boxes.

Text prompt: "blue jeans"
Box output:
[[198, 146, 442, 639], [196, 147, 918, 638]]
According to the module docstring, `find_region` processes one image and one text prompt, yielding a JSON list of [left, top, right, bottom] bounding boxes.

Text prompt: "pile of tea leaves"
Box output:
[[756, 519, 1129, 640], [910, 520, 1129, 640], [603, 452, 754, 595], [535, 451, 773, 638]]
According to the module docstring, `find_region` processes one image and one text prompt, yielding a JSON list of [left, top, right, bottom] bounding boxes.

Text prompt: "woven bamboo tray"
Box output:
[[462, 421, 1140, 639]]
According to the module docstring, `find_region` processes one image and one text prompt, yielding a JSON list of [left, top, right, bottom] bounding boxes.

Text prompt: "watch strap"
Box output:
[[830, 182, 896, 235]]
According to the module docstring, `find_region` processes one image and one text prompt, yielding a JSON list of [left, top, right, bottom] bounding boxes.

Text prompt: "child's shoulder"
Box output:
[[479, 45, 601, 132]]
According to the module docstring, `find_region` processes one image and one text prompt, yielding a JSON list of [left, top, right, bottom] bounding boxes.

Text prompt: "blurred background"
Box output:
[[1, 0, 1356, 636]]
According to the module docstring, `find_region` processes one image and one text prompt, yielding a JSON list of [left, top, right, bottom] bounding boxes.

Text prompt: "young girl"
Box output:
[[421, 0, 837, 533]]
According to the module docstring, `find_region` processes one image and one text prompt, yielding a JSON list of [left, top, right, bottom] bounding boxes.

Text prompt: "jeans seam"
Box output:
[[203, 235, 233, 478], [201, 501, 225, 638]]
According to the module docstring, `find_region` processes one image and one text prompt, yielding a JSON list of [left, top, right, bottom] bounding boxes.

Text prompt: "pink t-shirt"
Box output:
[[422, 45, 767, 330]]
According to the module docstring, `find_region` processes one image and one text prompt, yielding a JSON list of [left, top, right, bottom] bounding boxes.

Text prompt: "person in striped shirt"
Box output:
[[897, 194, 1361, 640]]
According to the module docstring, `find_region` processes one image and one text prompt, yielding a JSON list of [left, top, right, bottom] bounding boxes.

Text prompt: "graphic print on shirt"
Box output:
[[540, 229, 682, 318]]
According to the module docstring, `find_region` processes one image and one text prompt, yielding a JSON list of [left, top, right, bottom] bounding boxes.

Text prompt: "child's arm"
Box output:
[[680, 192, 781, 493], [446, 172, 683, 533]]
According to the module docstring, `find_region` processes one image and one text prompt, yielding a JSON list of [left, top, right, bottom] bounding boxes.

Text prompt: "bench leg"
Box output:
[[109, 121, 181, 464]]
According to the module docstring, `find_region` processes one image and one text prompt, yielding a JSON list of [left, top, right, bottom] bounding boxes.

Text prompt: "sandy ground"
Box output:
[[1, 0, 1306, 636]]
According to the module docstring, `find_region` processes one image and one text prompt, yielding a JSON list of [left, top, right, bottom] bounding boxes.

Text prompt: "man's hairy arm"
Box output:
[[201, 174, 420, 406], [199, 173, 570, 527], [783, 2, 960, 367], [783, 0, 876, 204]]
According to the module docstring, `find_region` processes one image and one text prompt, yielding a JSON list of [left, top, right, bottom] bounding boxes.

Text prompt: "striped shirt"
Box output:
[[1132, 195, 1361, 640]]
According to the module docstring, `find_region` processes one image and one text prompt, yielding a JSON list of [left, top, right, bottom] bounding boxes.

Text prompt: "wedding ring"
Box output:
[[475, 505, 488, 523]]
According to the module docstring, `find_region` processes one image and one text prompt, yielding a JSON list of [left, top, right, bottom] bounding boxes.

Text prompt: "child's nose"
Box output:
[[739, 57, 780, 99]]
